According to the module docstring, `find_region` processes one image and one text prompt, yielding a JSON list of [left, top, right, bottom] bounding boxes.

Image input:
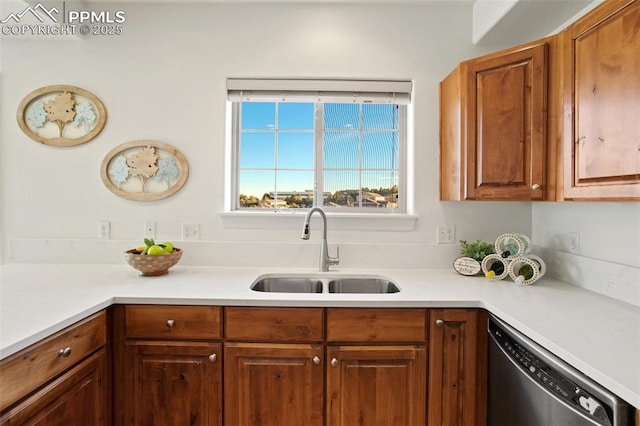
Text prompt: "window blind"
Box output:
[[227, 78, 412, 104]]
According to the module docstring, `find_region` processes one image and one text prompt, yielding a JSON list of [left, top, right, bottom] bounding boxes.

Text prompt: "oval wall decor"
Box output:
[[101, 140, 189, 201], [17, 85, 107, 147]]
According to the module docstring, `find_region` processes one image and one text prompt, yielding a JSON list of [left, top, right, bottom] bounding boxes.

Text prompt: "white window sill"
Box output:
[[218, 211, 417, 231]]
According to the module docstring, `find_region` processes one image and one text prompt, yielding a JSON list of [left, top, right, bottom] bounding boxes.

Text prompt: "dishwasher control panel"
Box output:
[[489, 320, 612, 426]]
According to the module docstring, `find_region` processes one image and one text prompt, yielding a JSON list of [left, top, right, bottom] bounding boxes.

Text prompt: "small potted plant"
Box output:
[[454, 240, 495, 276]]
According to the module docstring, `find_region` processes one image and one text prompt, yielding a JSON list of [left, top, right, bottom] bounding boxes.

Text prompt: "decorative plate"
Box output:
[[101, 140, 189, 201], [453, 257, 482, 276], [17, 85, 107, 147]]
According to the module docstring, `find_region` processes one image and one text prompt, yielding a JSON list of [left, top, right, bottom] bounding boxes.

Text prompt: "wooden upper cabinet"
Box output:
[[562, 0, 640, 200], [440, 41, 548, 200]]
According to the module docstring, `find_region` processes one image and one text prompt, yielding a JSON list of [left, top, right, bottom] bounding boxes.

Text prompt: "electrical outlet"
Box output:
[[145, 221, 156, 239], [182, 223, 200, 241], [98, 221, 110, 239], [437, 225, 456, 244], [568, 232, 580, 254]]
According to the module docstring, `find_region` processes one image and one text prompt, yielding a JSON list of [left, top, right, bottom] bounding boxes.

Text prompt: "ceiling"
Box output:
[[473, 0, 599, 44], [17, 0, 601, 45]]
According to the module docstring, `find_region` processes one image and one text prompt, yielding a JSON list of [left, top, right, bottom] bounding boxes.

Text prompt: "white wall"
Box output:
[[0, 2, 535, 267], [1, 1, 637, 303], [531, 203, 640, 305]]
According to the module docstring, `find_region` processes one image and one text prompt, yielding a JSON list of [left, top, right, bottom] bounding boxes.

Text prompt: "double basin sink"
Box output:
[[251, 273, 400, 294]]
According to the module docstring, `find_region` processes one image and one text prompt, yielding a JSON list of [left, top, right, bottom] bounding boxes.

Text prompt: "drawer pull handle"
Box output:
[[331, 358, 338, 367], [313, 356, 321, 365], [58, 347, 72, 358], [531, 183, 541, 191], [166, 319, 175, 328], [209, 354, 217, 363], [435, 319, 445, 328]]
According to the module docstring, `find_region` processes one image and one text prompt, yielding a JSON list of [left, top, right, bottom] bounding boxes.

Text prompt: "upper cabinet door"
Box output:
[[466, 42, 547, 200], [439, 41, 548, 201], [562, 0, 640, 200]]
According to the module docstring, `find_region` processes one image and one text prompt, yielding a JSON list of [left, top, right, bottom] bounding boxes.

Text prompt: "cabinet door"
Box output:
[[123, 341, 221, 426], [428, 309, 487, 426], [326, 345, 426, 426], [0, 350, 107, 426], [224, 343, 324, 426], [562, 0, 640, 199], [465, 42, 547, 200]]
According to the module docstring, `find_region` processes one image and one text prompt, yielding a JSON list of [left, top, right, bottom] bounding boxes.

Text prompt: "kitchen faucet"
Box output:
[[300, 207, 339, 272]]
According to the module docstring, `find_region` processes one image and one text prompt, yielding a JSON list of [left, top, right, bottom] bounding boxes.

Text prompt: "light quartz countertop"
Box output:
[[1, 263, 638, 408]]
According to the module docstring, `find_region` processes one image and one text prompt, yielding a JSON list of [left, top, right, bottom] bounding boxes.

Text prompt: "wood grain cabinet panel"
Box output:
[[225, 307, 324, 342], [326, 308, 426, 342], [125, 305, 221, 339], [113, 305, 487, 426], [224, 343, 324, 426], [428, 309, 488, 426], [326, 345, 426, 426], [114, 305, 223, 426], [0, 311, 107, 413], [123, 341, 221, 426], [0, 350, 107, 426], [562, 0, 640, 199], [440, 41, 548, 200]]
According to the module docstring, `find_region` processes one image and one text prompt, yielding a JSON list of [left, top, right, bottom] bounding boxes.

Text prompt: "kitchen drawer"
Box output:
[[225, 307, 324, 342], [125, 305, 221, 339], [0, 310, 107, 411], [327, 308, 427, 342]]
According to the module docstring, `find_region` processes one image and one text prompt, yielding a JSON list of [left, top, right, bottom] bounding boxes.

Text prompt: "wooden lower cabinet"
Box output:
[[224, 343, 324, 426], [114, 305, 223, 426], [0, 311, 108, 426], [123, 341, 221, 426], [428, 309, 488, 426], [326, 345, 426, 426], [0, 350, 107, 425], [112, 305, 487, 426]]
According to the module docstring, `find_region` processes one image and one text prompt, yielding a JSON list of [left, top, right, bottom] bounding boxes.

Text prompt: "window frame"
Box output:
[[230, 100, 408, 214]]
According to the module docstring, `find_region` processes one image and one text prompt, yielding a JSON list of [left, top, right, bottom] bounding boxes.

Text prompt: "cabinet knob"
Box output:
[[313, 356, 321, 365], [209, 353, 217, 363], [435, 319, 445, 328], [166, 319, 175, 328], [531, 184, 541, 191], [331, 358, 339, 367], [58, 347, 72, 358]]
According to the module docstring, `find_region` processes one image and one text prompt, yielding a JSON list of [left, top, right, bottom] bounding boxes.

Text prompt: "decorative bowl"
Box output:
[[125, 248, 183, 276]]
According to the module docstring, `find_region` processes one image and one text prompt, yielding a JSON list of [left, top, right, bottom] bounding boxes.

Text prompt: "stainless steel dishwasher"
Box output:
[[488, 315, 633, 426]]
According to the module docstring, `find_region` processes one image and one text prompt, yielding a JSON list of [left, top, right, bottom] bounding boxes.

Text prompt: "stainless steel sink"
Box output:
[[250, 276, 323, 293], [250, 274, 400, 294], [328, 278, 400, 294]]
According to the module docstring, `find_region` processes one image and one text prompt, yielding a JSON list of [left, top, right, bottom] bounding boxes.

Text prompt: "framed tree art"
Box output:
[[17, 85, 107, 147], [101, 140, 189, 201]]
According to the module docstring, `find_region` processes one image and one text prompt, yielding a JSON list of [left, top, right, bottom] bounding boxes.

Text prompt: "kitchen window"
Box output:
[[226, 79, 411, 216]]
